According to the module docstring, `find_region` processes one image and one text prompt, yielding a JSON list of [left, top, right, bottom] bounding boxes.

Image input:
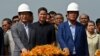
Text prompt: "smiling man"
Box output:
[[57, 2, 89, 56], [11, 3, 36, 56], [32, 7, 56, 45]]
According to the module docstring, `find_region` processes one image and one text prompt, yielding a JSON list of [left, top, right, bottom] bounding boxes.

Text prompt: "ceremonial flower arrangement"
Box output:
[[21, 45, 69, 56], [95, 49, 100, 56]]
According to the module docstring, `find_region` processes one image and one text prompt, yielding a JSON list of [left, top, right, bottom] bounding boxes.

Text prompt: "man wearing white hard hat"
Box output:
[[18, 3, 33, 23], [11, 3, 36, 56], [57, 2, 89, 56]]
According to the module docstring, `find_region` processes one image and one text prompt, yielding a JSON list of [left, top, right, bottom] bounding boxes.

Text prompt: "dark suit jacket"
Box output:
[[32, 22, 56, 45], [57, 21, 89, 56], [11, 22, 36, 56], [0, 27, 4, 55]]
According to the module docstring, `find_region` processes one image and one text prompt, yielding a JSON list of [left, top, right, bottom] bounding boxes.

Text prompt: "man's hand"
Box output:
[[21, 48, 28, 53], [63, 48, 70, 55]]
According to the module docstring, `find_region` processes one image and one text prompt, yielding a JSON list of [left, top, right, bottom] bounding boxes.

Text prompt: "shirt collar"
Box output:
[[68, 20, 76, 27], [21, 22, 28, 28], [38, 21, 48, 26], [86, 30, 96, 38]]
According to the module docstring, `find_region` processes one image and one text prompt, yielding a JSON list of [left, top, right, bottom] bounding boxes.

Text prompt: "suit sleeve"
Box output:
[[4, 33, 9, 47], [56, 24, 67, 49], [82, 27, 89, 56], [11, 25, 25, 51], [98, 35, 100, 49], [0, 28, 4, 55], [51, 25, 56, 43]]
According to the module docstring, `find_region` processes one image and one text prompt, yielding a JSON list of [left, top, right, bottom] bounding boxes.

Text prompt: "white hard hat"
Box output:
[[67, 2, 79, 11], [18, 3, 31, 12]]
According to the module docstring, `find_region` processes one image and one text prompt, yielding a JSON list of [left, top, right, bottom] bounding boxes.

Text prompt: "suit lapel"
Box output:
[[18, 22, 28, 40], [74, 22, 80, 43], [28, 24, 32, 41], [28, 24, 35, 42], [65, 22, 73, 41]]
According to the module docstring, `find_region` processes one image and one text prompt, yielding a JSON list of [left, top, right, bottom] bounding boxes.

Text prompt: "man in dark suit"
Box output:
[[0, 27, 4, 56], [32, 7, 56, 45], [11, 3, 36, 56], [57, 2, 89, 56]]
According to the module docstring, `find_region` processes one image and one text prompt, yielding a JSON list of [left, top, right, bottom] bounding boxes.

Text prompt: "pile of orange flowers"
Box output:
[[95, 50, 100, 56], [21, 45, 69, 56]]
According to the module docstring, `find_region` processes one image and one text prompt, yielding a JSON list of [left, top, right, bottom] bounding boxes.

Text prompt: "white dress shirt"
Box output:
[[22, 23, 29, 40], [68, 21, 76, 54]]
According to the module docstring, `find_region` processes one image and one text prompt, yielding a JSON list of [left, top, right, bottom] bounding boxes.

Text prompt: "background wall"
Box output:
[[0, 0, 100, 26]]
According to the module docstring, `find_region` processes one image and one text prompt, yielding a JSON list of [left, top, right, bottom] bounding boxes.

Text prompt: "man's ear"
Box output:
[[18, 15, 20, 19], [66, 14, 67, 17]]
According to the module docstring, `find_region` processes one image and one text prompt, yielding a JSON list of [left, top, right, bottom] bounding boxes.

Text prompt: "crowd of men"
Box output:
[[0, 2, 100, 56]]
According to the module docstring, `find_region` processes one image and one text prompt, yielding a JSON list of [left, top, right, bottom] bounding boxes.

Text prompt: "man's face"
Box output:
[[55, 15, 63, 25], [79, 15, 89, 26], [87, 22, 95, 33], [28, 15, 33, 23], [67, 11, 79, 21], [2, 21, 11, 32], [46, 14, 51, 23], [19, 12, 32, 23], [38, 10, 47, 22], [13, 18, 19, 24], [96, 23, 100, 32], [50, 14, 56, 18]]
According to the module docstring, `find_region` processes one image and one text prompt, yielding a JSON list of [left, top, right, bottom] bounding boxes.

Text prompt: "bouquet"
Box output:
[[95, 49, 100, 56], [21, 44, 69, 56]]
